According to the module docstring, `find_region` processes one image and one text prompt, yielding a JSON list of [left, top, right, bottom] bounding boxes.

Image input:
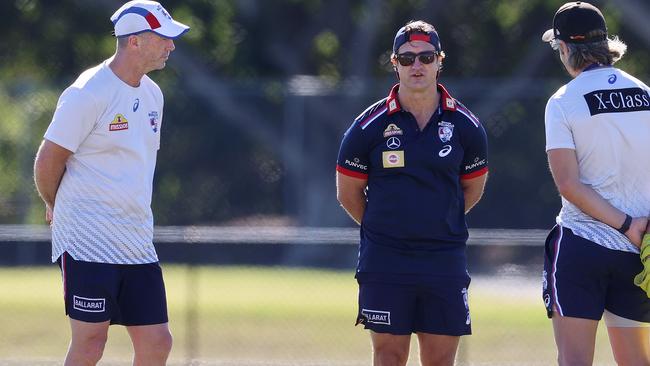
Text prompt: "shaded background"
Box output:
[[1, 0, 650, 364], [3, 0, 648, 229]]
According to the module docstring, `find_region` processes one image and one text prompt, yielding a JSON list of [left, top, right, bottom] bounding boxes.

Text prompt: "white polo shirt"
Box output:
[[45, 58, 163, 264], [545, 66, 650, 253]]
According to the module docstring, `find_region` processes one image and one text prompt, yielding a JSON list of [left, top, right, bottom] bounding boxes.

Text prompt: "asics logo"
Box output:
[[439, 145, 452, 157], [608, 74, 616, 84]]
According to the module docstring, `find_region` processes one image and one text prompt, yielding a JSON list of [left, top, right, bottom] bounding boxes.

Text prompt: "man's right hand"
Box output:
[[626, 217, 649, 248]]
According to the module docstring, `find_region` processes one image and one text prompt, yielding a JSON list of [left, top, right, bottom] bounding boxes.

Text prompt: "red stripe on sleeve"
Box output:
[[460, 167, 488, 180], [336, 165, 368, 179]]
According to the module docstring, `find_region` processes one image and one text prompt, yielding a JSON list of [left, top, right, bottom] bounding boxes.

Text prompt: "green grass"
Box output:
[[0, 266, 617, 365]]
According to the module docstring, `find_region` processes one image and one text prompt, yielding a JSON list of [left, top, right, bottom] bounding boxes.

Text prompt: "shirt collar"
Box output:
[[386, 83, 457, 115]]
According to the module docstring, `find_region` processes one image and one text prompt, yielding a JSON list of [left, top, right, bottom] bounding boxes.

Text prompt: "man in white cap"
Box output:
[[33, 1, 188, 364], [541, 2, 650, 365]]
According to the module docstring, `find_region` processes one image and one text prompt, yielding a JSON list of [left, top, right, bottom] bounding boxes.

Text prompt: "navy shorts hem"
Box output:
[[58, 252, 169, 326], [357, 278, 471, 336], [543, 226, 650, 322]]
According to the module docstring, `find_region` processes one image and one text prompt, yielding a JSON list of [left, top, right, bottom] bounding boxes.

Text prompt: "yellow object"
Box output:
[[382, 150, 405, 168], [641, 234, 650, 262], [634, 234, 650, 297], [643, 234, 650, 247]]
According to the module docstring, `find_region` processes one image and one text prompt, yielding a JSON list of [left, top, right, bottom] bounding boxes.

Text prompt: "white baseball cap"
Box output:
[[111, 0, 189, 39]]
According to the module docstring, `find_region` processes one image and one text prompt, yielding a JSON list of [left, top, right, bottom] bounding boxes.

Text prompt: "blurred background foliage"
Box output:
[[1, 0, 649, 227]]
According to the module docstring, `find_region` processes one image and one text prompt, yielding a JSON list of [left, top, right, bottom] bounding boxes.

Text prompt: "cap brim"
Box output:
[[541, 29, 554, 42], [153, 20, 190, 39]]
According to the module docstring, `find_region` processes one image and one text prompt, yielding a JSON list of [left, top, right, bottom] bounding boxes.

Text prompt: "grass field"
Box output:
[[0, 266, 618, 365]]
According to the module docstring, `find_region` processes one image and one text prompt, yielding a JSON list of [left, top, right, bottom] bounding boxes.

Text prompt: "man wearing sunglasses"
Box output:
[[541, 2, 650, 365], [336, 20, 488, 365]]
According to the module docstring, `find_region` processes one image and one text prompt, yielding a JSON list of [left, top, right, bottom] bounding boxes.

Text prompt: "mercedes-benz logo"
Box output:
[[386, 137, 401, 149]]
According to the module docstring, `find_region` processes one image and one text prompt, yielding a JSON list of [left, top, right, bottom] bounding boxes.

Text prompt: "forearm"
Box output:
[[560, 181, 626, 230], [548, 148, 645, 246], [339, 196, 366, 225], [33, 140, 70, 208], [560, 181, 650, 246], [34, 159, 65, 207], [336, 172, 368, 226], [463, 188, 483, 214], [461, 173, 487, 214]]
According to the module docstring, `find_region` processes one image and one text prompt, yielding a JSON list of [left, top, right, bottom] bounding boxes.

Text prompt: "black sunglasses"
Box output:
[[395, 51, 438, 66]]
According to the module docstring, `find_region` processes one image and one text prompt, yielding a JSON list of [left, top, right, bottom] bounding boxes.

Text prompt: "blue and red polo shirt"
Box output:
[[336, 83, 488, 280]]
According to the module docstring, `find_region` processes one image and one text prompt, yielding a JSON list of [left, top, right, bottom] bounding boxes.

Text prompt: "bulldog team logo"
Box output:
[[438, 121, 454, 143], [109, 114, 129, 131], [149, 111, 159, 133]]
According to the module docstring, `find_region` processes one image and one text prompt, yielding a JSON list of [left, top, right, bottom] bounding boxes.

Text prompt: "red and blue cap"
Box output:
[[111, 0, 189, 39], [392, 26, 441, 54]]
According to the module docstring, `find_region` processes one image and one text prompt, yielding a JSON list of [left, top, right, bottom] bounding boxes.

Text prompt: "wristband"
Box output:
[[617, 214, 632, 234]]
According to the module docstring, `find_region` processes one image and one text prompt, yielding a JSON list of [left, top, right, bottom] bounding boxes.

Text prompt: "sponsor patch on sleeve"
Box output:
[[464, 157, 486, 171], [344, 157, 368, 171]]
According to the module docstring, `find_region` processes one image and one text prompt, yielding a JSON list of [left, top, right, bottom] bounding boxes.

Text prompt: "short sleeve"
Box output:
[[44, 87, 99, 153], [156, 106, 163, 151], [460, 122, 488, 179], [336, 121, 370, 179], [149, 78, 164, 150], [545, 97, 575, 151]]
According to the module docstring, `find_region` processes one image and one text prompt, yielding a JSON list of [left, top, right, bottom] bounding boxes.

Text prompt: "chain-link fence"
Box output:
[[0, 226, 620, 365], [0, 74, 631, 364], [3, 1, 650, 364]]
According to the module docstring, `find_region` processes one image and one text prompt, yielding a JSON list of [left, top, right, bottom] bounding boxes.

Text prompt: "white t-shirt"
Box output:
[[45, 59, 163, 264], [545, 66, 650, 253]]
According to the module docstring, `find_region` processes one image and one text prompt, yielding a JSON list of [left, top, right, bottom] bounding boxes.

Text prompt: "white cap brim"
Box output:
[[541, 28, 554, 42], [152, 19, 189, 39]]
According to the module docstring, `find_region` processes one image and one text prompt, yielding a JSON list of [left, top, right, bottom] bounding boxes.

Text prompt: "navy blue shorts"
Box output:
[[57, 252, 169, 326], [543, 226, 650, 322], [356, 276, 471, 336]]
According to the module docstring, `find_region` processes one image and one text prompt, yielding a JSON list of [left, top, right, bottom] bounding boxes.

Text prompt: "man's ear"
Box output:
[[559, 41, 569, 57], [128, 34, 143, 49], [390, 57, 398, 72]]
